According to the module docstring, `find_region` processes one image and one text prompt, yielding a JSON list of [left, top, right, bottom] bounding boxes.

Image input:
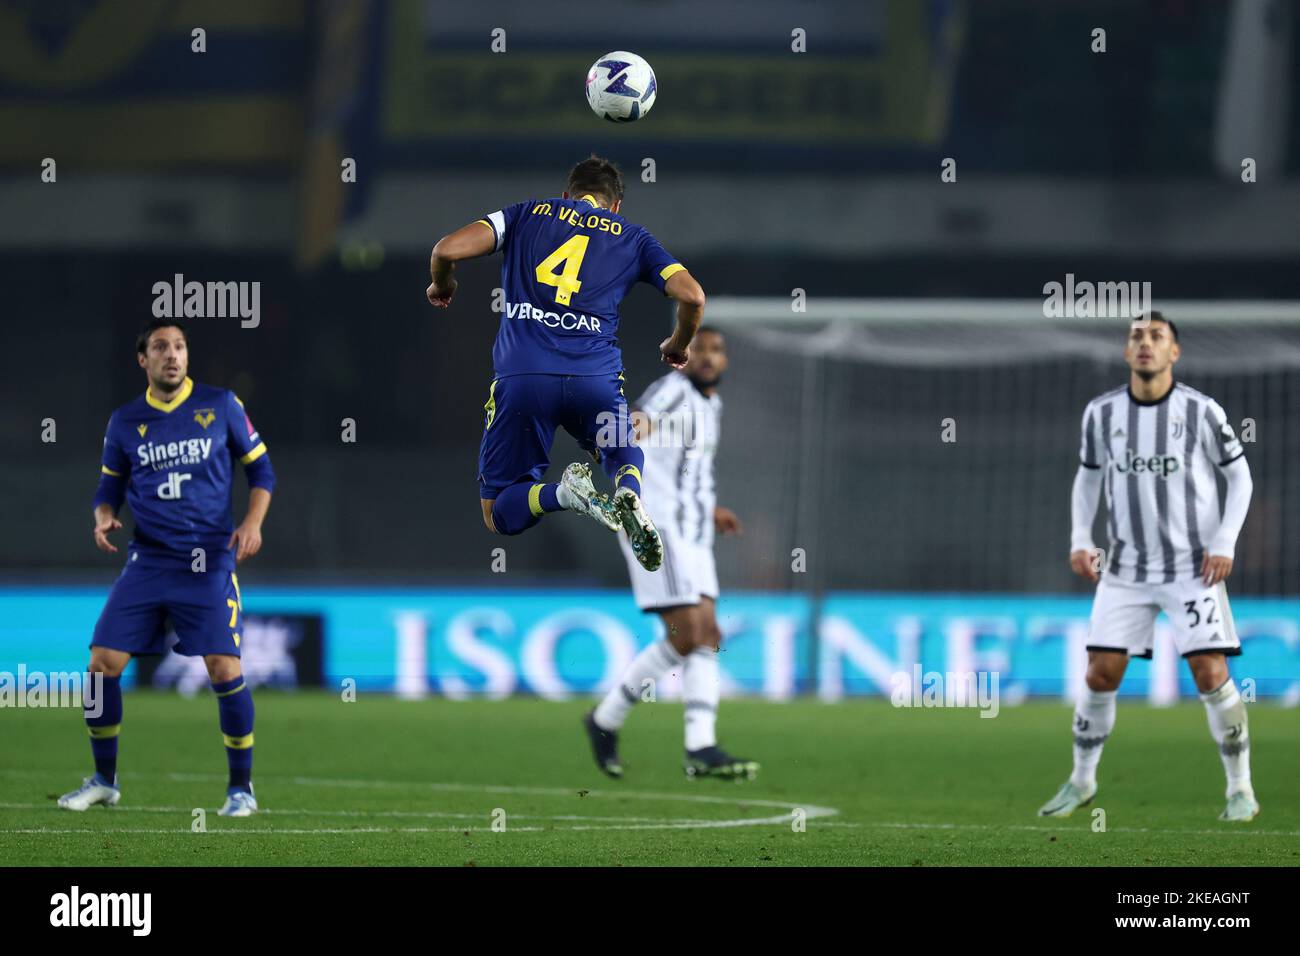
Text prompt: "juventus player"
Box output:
[[583, 328, 758, 780], [1039, 312, 1257, 822]]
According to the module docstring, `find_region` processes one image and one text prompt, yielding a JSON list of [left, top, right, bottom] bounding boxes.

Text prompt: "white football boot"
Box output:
[[613, 486, 663, 572], [57, 775, 121, 811], [218, 787, 259, 818], [560, 462, 620, 532], [1218, 790, 1260, 822], [1036, 780, 1096, 818]]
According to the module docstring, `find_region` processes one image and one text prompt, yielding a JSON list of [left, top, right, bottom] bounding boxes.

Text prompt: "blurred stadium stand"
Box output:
[[2, 0, 1298, 602]]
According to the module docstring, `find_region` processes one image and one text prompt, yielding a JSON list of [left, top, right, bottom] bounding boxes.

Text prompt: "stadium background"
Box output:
[[3, 0, 1299, 703]]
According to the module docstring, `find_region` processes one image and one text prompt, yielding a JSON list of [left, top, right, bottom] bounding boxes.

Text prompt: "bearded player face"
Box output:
[[685, 329, 727, 390], [138, 326, 189, 392]]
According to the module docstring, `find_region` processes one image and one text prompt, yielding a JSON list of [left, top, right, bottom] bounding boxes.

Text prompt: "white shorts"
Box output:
[[1088, 575, 1241, 659], [619, 526, 718, 611]]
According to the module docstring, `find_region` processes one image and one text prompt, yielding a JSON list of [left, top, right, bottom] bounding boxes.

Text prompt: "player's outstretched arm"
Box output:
[[427, 221, 496, 308], [660, 269, 706, 368]]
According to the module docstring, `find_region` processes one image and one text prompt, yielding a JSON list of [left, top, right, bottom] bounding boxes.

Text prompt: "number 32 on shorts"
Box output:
[[1183, 594, 1220, 629]]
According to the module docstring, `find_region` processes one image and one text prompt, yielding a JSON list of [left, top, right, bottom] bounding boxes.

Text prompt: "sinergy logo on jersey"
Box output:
[[136, 437, 213, 470]]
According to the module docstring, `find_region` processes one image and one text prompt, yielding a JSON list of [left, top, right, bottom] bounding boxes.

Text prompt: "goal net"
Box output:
[[702, 298, 1300, 596]]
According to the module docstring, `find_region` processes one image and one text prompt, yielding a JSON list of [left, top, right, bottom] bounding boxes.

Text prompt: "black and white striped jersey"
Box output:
[[1079, 382, 1246, 584], [635, 370, 721, 548]]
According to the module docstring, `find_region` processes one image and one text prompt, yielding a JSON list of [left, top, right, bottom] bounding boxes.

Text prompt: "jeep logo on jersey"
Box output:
[[1113, 448, 1181, 477], [157, 472, 192, 499]]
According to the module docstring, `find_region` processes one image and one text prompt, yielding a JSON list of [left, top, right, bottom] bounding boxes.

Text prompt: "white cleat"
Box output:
[[1218, 791, 1260, 823], [57, 775, 121, 811], [613, 486, 662, 572], [219, 788, 258, 817], [560, 462, 620, 532], [1037, 780, 1096, 818]]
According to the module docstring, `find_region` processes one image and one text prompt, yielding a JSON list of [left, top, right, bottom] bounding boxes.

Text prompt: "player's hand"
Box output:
[[1069, 548, 1101, 583], [714, 506, 743, 536], [1201, 553, 1233, 586], [93, 514, 122, 553], [228, 520, 263, 564], [427, 278, 458, 308], [660, 337, 690, 369]]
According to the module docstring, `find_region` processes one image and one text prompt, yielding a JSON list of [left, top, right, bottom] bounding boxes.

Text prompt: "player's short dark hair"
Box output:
[[136, 318, 187, 354], [567, 155, 624, 204], [696, 325, 724, 339], [1136, 310, 1178, 342]]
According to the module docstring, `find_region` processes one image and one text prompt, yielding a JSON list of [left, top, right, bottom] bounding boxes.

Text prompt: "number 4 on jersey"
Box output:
[[536, 235, 590, 306]]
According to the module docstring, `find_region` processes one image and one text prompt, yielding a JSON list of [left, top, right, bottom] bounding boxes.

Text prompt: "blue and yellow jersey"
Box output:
[[478, 194, 683, 377], [93, 378, 275, 569]]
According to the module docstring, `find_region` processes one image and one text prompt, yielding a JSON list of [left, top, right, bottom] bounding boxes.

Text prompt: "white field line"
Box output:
[[0, 770, 839, 832], [0, 827, 546, 835], [816, 821, 1300, 838], [4, 770, 1294, 838], [0, 802, 716, 825]]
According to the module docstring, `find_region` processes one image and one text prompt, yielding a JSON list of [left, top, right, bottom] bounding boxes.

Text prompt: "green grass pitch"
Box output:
[[2, 692, 1297, 866]]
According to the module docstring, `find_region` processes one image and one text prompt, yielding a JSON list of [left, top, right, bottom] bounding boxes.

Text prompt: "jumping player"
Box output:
[[426, 156, 706, 571]]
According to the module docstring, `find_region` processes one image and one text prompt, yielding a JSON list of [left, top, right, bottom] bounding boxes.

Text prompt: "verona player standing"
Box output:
[[583, 328, 758, 780], [58, 320, 274, 817], [426, 156, 706, 571], [1039, 312, 1257, 822]]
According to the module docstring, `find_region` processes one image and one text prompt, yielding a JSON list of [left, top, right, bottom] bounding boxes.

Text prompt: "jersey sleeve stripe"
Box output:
[[482, 210, 506, 251], [101, 465, 123, 477], [240, 442, 268, 464], [659, 263, 685, 282], [1082, 408, 1098, 467]]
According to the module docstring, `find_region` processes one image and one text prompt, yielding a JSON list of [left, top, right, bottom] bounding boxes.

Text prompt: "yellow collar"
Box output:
[[578, 194, 601, 208], [145, 376, 193, 412]]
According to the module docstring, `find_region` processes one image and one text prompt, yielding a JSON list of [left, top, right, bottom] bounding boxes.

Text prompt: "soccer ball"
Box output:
[[585, 51, 657, 122]]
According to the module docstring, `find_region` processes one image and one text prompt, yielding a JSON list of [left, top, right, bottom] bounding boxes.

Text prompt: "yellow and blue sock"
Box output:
[[491, 481, 562, 535], [213, 676, 255, 793], [600, 445, 644, 497], [86, 674, 122, 785]]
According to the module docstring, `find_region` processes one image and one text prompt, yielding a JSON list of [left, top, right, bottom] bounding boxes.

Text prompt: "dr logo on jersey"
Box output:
[[157, 472, 192, 499]]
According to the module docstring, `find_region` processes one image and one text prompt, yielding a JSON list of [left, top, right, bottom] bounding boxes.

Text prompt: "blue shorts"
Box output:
[[91, 559, 245, 658], [477, 371, 632, 498]]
